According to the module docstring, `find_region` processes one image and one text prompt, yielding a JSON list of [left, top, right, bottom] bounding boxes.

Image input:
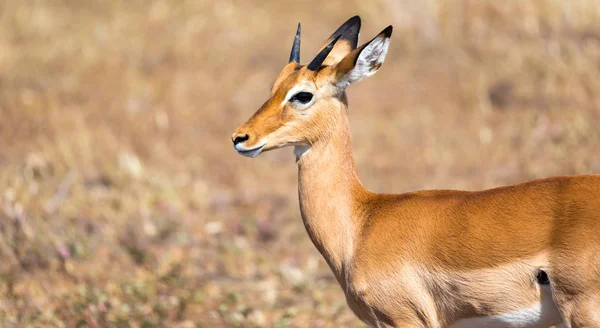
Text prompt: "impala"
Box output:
[[231, 16, 600, 328]]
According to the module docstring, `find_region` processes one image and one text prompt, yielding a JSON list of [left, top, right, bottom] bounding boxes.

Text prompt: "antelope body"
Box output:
[[232, 16, 600, 328]]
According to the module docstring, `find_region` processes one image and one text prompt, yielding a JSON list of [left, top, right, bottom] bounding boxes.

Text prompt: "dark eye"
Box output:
[[290, 92, 313, 104]]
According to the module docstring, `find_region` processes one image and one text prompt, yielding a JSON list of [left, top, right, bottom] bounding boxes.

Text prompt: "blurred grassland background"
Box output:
[[1, 0, 600, 327]]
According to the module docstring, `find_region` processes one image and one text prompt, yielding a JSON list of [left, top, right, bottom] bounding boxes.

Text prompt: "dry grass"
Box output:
[[0, 0, 599, 327]]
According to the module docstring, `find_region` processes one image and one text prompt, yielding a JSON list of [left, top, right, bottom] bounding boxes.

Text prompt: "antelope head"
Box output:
[[232, 16, 392, 158]]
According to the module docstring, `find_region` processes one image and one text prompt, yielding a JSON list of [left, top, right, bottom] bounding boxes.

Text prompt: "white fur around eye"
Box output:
[[337, 36, 390, 89], [282, 85, 313, 106], [281, 86, 316, 111], [289, 93, 315, 110]]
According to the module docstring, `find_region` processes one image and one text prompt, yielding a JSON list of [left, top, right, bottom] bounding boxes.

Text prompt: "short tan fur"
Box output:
[[232, 16, 600, 328]]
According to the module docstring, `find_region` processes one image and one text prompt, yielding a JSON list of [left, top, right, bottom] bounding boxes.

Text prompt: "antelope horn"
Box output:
[[289, 23, 301, 63]]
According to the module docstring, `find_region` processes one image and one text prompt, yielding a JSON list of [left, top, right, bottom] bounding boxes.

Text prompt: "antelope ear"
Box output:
[[316, 16, 361, 67], [334, 26, 392, 89]]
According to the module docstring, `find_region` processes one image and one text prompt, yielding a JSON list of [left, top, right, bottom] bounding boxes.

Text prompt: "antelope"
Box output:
[[231, 16, 600, 328]]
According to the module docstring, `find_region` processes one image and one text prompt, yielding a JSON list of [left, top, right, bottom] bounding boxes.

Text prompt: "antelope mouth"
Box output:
[[235, 143, 266, 158]]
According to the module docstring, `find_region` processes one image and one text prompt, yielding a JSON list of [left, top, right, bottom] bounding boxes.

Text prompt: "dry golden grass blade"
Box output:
[[0, 1, 599, 327]]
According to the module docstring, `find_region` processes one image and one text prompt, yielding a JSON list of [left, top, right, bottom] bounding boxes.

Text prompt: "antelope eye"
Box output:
[[290, 92, 314, 104]]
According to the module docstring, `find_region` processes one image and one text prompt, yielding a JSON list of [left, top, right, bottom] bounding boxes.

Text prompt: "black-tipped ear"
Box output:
[[315, 16, 362, 67], [326, 15, 361, 50], [380, 25, 393, 38], [289, 23, 301, 63], [307, 35, 341, 71], [333, 25, 393, 88]]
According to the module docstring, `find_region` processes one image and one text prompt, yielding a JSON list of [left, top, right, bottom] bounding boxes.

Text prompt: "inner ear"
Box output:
[[333, 26, 392, 89], [317, 16, 361, 67]]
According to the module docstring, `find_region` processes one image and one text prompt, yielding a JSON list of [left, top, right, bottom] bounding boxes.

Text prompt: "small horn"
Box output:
[[307, 35, 341, 71], [289, 23, 301, 63]]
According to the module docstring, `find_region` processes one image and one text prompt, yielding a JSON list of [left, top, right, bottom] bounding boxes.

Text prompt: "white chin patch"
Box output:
[[235, 144, 265, 158], [294, 145, 310, 160]]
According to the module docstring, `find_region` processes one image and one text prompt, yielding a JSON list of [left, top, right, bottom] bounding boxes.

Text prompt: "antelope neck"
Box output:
[[296, 109, 370, 284]]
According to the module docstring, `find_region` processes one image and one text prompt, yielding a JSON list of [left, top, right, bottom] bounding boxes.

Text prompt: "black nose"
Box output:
[[232, 134, 249, 145]]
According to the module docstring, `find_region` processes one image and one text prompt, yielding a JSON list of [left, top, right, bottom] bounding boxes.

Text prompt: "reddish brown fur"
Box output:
[[233, 18, 600, 328]]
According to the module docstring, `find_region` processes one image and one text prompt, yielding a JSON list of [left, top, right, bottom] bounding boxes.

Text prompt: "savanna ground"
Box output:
[[1, 1, 600, 327]]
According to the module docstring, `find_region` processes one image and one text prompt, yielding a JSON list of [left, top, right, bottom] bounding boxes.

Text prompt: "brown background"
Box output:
[[1, 0, 599, 327]]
